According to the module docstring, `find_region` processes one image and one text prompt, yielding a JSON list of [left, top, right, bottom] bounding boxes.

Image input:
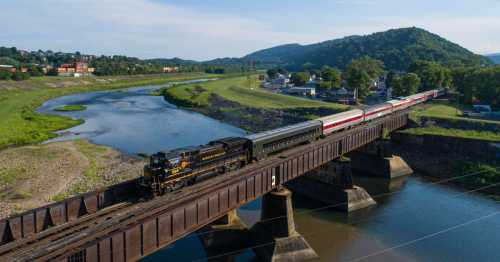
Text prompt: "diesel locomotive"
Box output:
[[139, 89, 442, 196]]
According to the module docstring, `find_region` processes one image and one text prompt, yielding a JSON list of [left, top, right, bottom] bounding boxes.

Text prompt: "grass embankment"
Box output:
[[166, 75, 347, 110], [54, 105, 87, 112], [0, 73, 219, 150], [0, 140, 144, 218], [452, 162, 500, 199], [412, 100, 498, 123], [163, 75, 348, 131], [401, 127, 500, 142], [407, 100, 500, 141]]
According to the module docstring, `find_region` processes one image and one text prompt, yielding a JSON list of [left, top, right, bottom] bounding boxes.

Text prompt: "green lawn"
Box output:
[[165, 76, 349, 110], [412, 100, 500, 124], [0, 73, 220, 150], [401, 126, 500, 142], [54, 105, 87, 112]]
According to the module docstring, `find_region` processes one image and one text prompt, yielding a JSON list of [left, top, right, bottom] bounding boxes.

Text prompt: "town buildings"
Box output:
[[57, 62, 95, 77], [0, 65, 28, 73], [163, 66, 179, 73]]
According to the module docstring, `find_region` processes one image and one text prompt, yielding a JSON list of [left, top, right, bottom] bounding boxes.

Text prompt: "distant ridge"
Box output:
[[487, 53, 500, 64], [243, 27, 492, 70]]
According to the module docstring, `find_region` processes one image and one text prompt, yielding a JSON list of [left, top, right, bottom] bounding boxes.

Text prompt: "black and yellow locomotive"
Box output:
[[139, 137, 250, 195]]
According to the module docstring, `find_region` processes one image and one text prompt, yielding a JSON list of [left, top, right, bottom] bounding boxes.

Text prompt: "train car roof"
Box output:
[[245, 120, 322, 142], [209, 136, 249, 147], [364, 102, 392, 110], [317, 109, 363, 121]]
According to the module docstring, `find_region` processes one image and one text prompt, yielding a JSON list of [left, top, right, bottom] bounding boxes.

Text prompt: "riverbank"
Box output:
[[391, 132, 499, 199], [0, 72, 220, 150], [162, 76, 349, 132], [407, 100, 500, 141], [0, 139, 144, 219]]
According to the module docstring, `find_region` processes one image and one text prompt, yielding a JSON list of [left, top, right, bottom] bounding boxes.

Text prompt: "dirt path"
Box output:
[[0, 140, 144, 219]]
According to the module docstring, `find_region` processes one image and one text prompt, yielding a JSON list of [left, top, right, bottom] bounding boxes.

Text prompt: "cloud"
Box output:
[[1, 0, 499, 59], [0, 0, 321, 60]]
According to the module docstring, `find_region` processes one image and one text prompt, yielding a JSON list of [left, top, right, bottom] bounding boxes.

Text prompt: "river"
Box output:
[[38, 81, 500, 262]]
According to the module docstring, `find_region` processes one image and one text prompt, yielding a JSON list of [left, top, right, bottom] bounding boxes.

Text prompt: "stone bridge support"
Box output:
[[250, 187, 318, 262], [197, 210, 250, 261], [286, 159, 376, 212], [350, 140, 413, 179]]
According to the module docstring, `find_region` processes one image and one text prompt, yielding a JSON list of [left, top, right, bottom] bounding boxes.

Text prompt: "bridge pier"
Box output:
[[197, 210, 250, 261], [287, 159, 376, 212], [250, 187, 318, 262], [350, 140, 413, 179]]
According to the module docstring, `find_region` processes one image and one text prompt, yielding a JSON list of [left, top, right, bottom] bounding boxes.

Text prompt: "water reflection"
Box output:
[[37, 79, 246, 154]]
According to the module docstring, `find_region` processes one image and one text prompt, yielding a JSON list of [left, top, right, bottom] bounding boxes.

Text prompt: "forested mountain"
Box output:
[[1, 27, 493, 76], [244, 27, 491, 71], [487, 54, 500, 64]]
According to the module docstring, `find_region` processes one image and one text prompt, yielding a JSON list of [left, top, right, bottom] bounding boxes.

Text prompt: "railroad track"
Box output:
[[0, 155, 280, 261], [0, 201, 135, 260]]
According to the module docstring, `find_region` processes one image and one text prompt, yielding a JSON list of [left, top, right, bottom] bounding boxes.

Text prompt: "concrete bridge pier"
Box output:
[[287, 159, 376, 212], [250, 187, 318, 262], [350, 140, 413, 179], [197, 210, 250, 261]]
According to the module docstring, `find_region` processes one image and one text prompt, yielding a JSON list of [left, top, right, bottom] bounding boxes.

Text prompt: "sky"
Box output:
[[1, 0, 500, 60]]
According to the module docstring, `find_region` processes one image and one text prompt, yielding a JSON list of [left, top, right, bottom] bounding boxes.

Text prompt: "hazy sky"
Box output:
[[2, 0, 499, 60]]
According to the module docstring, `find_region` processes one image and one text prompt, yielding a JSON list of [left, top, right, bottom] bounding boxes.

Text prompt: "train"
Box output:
[[139, 89, 442, 196]]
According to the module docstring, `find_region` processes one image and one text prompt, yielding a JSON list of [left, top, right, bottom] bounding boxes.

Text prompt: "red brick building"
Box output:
[[57, 62, 95, 76]]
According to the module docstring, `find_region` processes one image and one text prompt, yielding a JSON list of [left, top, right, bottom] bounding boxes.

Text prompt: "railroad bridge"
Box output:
[[0, 111, 411, 262]]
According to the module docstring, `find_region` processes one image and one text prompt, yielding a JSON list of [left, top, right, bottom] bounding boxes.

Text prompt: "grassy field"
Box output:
[[165, 75, 349, 110], [412, 100, 500, 124], [401, 126, 500, 142], [0, 72, 220, 150], [407, 100, 500, 141], [54, 105, 87, 112]]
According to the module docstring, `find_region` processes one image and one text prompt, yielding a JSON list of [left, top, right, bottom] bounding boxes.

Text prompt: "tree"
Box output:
[[290, 72, 310, 86], [0, 70, 13, 80], [277, 68, 288, 76], [344, 57, 384, 99], [27, 65, 43, 77], [409, 60, 452, 91], [309, 69, 321, 78], [321, 66, 342, 89], [266, 68, 278, 79], [391, 73, 421, 96], [385, 71, 396, 89], [11, 71, 30, 81]]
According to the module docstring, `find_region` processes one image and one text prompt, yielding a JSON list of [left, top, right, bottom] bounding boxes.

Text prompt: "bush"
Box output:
[[47, 68, 59, 76], [0, 70, 13, 80], [11, 71, 30, 81], [27, 66, 44, 77]]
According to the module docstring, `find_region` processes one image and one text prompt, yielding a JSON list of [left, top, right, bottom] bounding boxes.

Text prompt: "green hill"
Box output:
[[244, 27, 491, 70]]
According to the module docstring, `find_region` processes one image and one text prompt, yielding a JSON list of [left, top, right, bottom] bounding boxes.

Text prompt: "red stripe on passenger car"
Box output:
[[365, 107, 391, 117], [323, 115, 364, 130]]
